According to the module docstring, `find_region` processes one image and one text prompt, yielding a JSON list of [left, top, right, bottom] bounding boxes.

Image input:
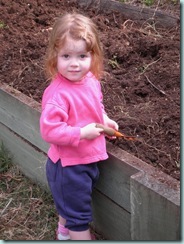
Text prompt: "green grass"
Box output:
[[144, 0, 154, 6], [0, 144, 103, 240], [0, 143, 12, 173], [0, 143, 58, 240]]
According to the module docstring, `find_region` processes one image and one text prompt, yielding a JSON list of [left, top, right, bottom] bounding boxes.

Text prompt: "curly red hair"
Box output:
[[45, 13, 103, 80]]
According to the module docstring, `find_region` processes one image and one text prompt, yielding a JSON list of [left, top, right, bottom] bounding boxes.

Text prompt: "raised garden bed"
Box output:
[[0, 0, 180, 240], [0, 81, 180, 240]]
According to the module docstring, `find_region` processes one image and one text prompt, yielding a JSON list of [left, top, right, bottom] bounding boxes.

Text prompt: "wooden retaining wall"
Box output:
[[77, 0, 180, 29], [0, 82, 180, 240]]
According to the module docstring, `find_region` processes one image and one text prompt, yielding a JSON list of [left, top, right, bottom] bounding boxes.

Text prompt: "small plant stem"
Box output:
[[141, 57, 161, 75], [0, 198, 13, 217], [144, 74, 166, 95]]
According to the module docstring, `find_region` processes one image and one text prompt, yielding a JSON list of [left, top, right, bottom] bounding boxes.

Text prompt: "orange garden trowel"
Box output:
[[96, 123, 141, 141]]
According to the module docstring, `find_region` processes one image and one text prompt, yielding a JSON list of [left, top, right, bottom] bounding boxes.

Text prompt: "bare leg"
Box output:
[[69, 229, 92, 240], [59, 215, 92, 240], [57, 215, 70, 240], [59, 215, 66, 225]]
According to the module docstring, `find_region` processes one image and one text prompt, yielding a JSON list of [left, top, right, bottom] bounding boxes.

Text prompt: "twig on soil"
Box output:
[[121, 19, 134, 30], [113, 13, 118, 25], [143, 141, 171, 159], [138, 0, 162, 37], [152, 0, 161, 18], [144, 74, 179, 106], [139, 23, 162, 37], [17, 65, 29, 79], [0, 198, 13, 217], [141, 57, 161, 74], [174, 160, 180, 169], [144, 74, 166, 95], [29, 58, 44, 70], [41, 27, 52, 32]]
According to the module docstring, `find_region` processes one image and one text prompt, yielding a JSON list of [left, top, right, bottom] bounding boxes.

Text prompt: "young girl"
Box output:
[[40, 13, 118, 240]]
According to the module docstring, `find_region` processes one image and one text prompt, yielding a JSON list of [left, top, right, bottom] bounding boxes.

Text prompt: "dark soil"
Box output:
[[0, 0, 180, 180]]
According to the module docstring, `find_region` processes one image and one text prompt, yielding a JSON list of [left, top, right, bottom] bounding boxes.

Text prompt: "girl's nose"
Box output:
[[70, 58, 79, 66]]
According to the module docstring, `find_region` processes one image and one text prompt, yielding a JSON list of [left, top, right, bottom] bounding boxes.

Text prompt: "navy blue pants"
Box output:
[[46, 158, 99, 231]]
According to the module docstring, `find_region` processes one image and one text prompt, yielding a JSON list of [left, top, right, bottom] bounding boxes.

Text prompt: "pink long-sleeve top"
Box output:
[[40, 72, 108, 167]]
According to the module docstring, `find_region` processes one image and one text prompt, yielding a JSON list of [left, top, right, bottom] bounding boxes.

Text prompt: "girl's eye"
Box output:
[[62, 54, 69, 58], [80, 54, 86, 58]]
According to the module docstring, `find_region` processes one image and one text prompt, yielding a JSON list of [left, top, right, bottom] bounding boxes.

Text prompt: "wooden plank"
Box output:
[[92, 189, 131, 240], [0, 83, 180, 240], [0, 82, 141, 213], [0, 82, 49, 153], [78, 0, 179, 28], [96, 153, 138, 212], [0, 122, 131, 240], [130, 171, 180, 240], [0, 122, 48, 189], [97, 142, 180, 214], [0, 83, 140, 213], [0, 81, 180, 216]]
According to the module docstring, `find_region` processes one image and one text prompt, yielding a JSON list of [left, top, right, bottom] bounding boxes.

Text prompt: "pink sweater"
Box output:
[[40, 72, 108, 166]]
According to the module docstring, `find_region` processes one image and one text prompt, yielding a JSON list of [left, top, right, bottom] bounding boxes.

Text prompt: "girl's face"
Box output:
[[57, 37, 92, 82]]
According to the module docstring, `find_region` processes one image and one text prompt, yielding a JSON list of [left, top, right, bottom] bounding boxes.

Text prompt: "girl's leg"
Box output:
[[57, 215, 70, 240], [69, 229, 92, 240], [59, 215, 66, 225]]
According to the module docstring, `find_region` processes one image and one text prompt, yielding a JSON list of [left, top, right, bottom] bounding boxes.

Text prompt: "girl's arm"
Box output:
[[40, 103, 81, 147], [40, 103, 103, 146]]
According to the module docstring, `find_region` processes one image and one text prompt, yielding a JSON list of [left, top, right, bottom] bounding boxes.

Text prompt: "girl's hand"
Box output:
[[103, 114, 119, 139], [80, 123, 103, 140], [103, 114, 119, 131]]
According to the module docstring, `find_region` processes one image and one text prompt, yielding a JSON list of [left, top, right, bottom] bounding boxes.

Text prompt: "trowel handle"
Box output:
[[95, 123, 123, 137]]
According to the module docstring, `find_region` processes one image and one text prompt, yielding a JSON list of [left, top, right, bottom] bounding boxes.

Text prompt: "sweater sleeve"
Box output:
[[40, 103, 81, 147]]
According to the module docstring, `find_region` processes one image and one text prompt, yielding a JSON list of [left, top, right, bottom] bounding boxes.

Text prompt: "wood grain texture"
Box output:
[[78, 0, 179, 28]]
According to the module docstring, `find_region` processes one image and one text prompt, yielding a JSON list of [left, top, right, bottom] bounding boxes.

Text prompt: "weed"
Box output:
[[0, 21, 6, 28], [170, 0, 179, 4], [0, 143, 12, 173], [108, 55, 120, 69], [144, 0, 154, 6]]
